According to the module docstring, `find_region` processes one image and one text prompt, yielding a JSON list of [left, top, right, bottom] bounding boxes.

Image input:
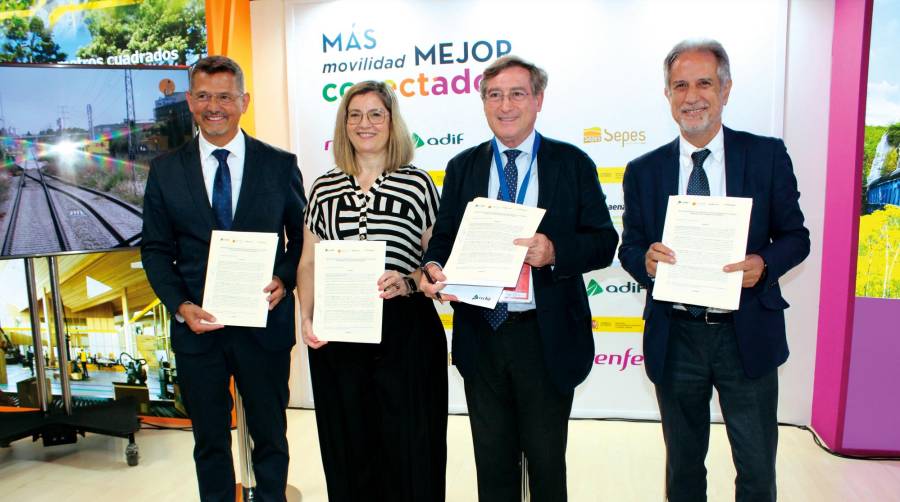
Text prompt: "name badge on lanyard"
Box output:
[[492, 133, 541, 303]]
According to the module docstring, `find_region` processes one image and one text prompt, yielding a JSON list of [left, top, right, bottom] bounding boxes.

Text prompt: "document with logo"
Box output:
[[442, 197, 545, 289], [441, 264, 532, 309], [313, 240, 385, 343], [202, 230, 279, 328], [440, 284, 503, 309], [652, 196, 753, 310]]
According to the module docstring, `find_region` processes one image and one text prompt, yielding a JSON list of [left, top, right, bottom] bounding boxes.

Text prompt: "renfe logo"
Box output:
[[594, 347, 644, 371]]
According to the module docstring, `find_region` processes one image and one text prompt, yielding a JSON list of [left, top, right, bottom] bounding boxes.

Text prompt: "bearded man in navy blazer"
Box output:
[[141, 56, 305, 502], [619, 40, 809, 502], [421, 56, 618, 501]]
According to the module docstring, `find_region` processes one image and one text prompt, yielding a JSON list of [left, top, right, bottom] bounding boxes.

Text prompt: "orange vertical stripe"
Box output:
[[204, 0, 255, 135]]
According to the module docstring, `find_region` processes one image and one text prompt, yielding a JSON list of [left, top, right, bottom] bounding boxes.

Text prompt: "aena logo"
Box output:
[[412, 132, 464, 149], [587, 279, 645, 296]]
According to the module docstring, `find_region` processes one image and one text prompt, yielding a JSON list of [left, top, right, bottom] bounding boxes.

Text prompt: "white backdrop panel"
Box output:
[[285, 0, 788, 419]]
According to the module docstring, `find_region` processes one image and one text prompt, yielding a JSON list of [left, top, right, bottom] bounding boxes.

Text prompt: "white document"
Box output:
[[442, 197, 546, 290], [202, 230, 279, 328], [313, 240, 385, 343], [652, 196, 753, 310]]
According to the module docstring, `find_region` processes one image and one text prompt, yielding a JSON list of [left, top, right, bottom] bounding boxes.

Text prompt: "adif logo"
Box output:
[[587, 279, 645, 296], [583, 126, 647, 147], [594, 347, 644, 371], [412, 132, 464, 148]]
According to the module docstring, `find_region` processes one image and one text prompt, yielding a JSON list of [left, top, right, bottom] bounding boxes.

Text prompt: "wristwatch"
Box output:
[[403, 276, 418, 296]]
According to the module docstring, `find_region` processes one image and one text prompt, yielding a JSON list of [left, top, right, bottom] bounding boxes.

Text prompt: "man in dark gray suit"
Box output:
[[141, 55, 305, 502], [421, 55, 618, 501]]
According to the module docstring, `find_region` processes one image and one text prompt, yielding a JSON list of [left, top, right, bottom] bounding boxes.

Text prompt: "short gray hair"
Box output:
[[190, 55, 245, 93], [663, 39, 731, 88], [480, 55, 548, 99]]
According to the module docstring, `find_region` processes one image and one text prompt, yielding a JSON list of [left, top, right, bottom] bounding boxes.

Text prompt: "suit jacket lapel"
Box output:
[[473, 141, 492, 199], [536, 136, 559, 210], [232, 133, 260, 230], [182, 138, 215, 230], [658, 137, 680, 229], [723, 127, 746, 197]]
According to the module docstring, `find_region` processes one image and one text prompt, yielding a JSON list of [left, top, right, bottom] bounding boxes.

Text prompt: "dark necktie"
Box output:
[[685, 148, 711, 316], [687, 149, 711, 196], [484, 149, 522, 331], [211, 148, 232, 230]]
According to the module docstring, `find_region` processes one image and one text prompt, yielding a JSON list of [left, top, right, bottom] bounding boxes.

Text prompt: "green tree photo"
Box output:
[[76, 0, 206, 65], [0, 8, 66, 63]]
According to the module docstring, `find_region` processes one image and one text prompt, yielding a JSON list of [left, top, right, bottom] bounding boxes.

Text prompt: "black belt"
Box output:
[[504, 310, 537, 323], [671, 308, 733, 324]]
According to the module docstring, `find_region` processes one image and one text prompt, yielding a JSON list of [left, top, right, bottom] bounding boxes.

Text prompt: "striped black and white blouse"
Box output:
[[304, 165, 440, 274]]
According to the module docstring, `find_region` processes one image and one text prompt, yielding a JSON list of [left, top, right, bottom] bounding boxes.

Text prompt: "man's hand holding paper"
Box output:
[[430, 197, 545, 307], [201, 230, 279, 328], [650, 195, 753, 310]]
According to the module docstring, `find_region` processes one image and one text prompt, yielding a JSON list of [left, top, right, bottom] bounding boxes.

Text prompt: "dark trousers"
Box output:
[[656, 318, 778, 502], [464, 314, 573, 502], [308, 294, 448, 502], [176, 330, 291, 502]]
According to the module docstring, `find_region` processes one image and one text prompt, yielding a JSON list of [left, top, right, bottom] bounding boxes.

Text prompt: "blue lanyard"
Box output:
[[492, 133, 541, 205]]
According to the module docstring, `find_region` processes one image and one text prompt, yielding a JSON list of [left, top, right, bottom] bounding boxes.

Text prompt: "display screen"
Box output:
[[0, 64, 192, 259]]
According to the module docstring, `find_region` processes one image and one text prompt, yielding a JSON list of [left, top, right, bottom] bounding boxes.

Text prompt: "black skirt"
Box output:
[[307, 293, 448, 502]]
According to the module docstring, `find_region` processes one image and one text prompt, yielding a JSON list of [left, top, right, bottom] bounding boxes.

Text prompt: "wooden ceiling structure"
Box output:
[[26, 250, 158, 316]]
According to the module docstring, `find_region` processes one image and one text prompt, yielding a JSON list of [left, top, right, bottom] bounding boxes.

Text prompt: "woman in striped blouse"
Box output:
[[297, 81, 447, 501]]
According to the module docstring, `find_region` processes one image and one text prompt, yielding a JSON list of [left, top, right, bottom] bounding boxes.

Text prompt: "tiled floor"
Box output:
[[1, 409, 898, 501]]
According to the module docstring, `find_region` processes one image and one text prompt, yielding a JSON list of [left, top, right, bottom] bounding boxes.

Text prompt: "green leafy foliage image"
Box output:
[[0, 0, 206, 65], [0, 1, 65, 63]]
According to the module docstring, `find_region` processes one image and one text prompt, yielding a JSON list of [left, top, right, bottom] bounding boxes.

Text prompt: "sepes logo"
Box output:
[[587, 279, 645, 296], [583, 126, 647, 147], [412, 132, 464, 149], [594, 347, 644, 371]]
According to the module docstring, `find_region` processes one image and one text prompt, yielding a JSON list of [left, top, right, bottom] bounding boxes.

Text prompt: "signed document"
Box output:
[[202, 230, 278, 328], [313, 240, 385, 343], [652, 196, 753, 310], [442, 197, 545, 289]]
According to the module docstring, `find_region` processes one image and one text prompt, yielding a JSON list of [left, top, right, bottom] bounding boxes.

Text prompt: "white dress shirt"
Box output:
[[678, 126, 725, 197], [198, 129, 246, 215]]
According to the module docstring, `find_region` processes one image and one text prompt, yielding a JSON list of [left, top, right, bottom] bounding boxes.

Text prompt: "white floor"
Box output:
[[1, 409, 899, 501]]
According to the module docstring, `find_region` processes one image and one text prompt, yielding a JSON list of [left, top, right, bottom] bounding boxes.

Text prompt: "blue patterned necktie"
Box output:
[[211, 148, 232, 230], [484, 148, 522, 331], [685, 148, 711, 317]]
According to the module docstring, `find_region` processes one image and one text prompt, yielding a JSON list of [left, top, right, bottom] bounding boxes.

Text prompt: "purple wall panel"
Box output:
[[842, 297, 900, 452]]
